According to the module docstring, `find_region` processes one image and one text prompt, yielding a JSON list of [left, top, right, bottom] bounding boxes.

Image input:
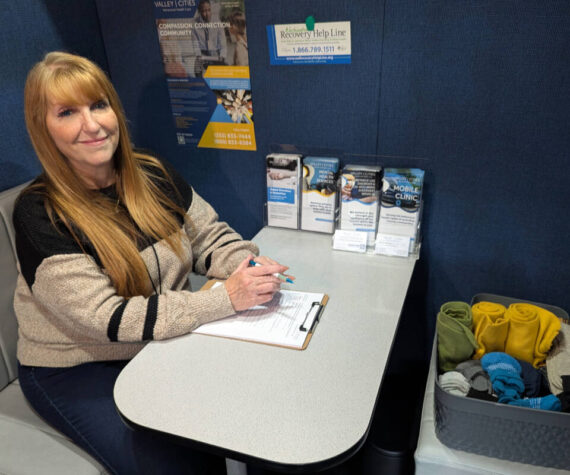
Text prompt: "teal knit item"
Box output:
[[437, 301, 478, 372], [481, 352, 525, 403], [509, 394, 561, 412]]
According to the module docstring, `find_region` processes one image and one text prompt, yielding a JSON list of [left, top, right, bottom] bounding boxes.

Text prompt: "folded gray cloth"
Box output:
[[546, 321, 570, 395], [455, 359, 493, 393]]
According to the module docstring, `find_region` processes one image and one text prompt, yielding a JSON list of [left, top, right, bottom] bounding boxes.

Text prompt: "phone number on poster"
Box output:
[[292, 46, 335, 54]]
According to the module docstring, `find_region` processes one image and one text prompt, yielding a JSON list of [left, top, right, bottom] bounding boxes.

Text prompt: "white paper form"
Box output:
[[193, 287, 325, 349]]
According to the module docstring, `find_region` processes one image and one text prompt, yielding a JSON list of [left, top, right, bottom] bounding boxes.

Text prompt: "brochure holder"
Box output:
[[261, 147, 428, 260]]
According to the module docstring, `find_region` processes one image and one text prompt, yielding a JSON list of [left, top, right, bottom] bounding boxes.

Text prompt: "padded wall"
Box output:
[[96, 0, 570, 361], [0, 0, 108, 191], [3, 1, 568, 366], [95, 0, 385, 239], [378, 1, 570, 341]]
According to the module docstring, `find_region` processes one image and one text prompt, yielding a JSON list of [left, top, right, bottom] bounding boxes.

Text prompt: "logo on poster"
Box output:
[[154, 0, 195, 7]]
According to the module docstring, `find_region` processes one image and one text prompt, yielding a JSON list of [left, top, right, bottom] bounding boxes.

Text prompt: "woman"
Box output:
[[226, 10, 248, 66], [14, 51, 290, 474]]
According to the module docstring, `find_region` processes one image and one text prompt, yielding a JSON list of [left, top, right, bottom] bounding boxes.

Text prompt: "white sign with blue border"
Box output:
[[267, 21, 351, 65]]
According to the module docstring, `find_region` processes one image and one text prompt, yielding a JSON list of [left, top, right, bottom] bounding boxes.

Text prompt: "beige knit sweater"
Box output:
[[13, 162, 258, 367]]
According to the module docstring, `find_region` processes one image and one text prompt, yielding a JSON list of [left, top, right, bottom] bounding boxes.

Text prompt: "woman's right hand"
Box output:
[[224, 255, 289, 311]]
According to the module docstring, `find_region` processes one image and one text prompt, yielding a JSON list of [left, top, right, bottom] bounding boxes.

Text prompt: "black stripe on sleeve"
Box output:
[[204, 239, 242, 270], [108, 302, 127, 342], [142, 294, 159, 341]]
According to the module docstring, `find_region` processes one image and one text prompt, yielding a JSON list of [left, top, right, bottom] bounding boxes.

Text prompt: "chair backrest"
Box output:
[[0, 182, 30, 389]]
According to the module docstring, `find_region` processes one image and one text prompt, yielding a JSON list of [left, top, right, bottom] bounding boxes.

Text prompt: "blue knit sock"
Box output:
[[509, 394, 561, 412], [481, 352, 525, 403]]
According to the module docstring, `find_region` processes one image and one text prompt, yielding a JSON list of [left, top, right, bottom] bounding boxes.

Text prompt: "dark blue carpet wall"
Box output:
[[0, 1, 108, 191], [378, 1, 570, 343], [2, 1, 569, 368], [95, 0, 386, 240], [95, 0, 570, 362]]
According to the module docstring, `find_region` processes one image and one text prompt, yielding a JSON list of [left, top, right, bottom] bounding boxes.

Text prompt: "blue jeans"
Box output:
[[18, 360, 226, 475]]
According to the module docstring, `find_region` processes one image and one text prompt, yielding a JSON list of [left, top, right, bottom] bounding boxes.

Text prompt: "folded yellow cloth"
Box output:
[[472, 301, 561, 367], [504, 303, 561, 367], [472, 302, 508, 359], [472, 301, 507, 327]]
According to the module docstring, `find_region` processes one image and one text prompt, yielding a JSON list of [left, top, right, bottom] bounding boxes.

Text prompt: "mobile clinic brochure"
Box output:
[[153, 0, 256, 150], [266, 21, 351, 65]]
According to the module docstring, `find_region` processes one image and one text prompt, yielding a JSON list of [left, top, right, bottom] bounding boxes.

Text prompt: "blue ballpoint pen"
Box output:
[[249, 260, 294, 284]]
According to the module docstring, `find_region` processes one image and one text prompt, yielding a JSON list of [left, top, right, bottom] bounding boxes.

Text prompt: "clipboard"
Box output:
[[297, 295, 329, 349], [194, 280, 328, 350]]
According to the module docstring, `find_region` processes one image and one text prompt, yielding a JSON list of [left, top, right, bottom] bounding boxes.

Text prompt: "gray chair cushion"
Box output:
[[0, 184, 25, 387], [0, 183, 108, 474], [0, 380, 107, 474]]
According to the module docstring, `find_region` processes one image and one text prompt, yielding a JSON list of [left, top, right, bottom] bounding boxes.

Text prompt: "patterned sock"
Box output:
[[481, 352, 525, 403], [509, 394, 561, 411], [455, 359, 493, 393]]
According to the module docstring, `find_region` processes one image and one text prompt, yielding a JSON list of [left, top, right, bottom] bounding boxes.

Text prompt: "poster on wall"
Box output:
[[153, 0, 256, 150], [266, 21, 351, 65]]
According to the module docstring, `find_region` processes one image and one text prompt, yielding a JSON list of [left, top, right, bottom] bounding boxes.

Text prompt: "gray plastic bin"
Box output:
[[434, 293, 570, 470]]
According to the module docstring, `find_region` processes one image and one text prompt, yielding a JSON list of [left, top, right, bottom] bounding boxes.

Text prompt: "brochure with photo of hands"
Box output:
[[266, 153, 302, 229], [194, 281, 328, 349]]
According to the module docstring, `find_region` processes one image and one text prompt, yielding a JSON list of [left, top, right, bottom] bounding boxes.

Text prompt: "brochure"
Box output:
[[339, 165, 382, 246], [266, 153, 302, 229], [301, 156, 340, 233]]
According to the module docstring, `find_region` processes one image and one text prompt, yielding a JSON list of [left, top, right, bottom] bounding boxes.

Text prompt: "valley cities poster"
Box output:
[[153, 0, 256, 150]]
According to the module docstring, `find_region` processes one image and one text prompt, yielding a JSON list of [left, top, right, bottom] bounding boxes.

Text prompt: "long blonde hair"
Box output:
[[24, 51, 185, 298]]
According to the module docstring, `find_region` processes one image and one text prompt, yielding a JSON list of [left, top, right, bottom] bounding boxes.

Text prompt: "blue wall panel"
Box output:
[[0, 0, 108, 191], [95, 0, 385, 239], [95, 1, 265, 239], [245, 0, 384, 153], [378, 0, 570, 341], [2, 0, 569, 366]]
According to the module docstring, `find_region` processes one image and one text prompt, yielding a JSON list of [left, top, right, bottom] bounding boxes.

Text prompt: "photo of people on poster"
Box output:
[[156, 0, 248, 79]]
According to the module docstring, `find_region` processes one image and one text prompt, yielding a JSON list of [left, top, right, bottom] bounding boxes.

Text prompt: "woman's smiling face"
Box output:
[[45, 95, 119, 184]]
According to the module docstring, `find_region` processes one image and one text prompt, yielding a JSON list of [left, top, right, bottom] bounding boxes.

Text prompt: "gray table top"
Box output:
[[114, 227, 416, 469]]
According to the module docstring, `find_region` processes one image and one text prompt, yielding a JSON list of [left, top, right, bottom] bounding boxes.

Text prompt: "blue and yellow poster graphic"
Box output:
[[153, 0, 255, 150]]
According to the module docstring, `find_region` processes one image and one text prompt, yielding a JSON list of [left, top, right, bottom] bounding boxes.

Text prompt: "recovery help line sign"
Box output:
[[267, 21, 351, 65]]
